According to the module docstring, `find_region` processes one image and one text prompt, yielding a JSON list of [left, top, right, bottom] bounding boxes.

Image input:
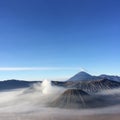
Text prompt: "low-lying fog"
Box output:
[[0, 80, 120, 120]]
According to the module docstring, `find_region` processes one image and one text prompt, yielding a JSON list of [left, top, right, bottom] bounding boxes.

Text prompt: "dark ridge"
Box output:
[[0, 79, 40, 91], [64, 79, 120, 93], [99, 74, 120, 82], [51, 81, 65, 86]]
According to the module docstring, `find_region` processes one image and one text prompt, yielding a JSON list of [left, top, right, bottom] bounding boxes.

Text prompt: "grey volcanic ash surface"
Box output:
[[49, 88, 118, 109], [50, 89, 89, 108]]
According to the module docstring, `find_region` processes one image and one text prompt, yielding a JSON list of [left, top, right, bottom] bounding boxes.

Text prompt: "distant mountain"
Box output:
[[99, 74, 120, 82], [67, 71, 98, 81], [67, 71, 120, 82], [52, 72, 120, 93], [0, 79, 39, 91]]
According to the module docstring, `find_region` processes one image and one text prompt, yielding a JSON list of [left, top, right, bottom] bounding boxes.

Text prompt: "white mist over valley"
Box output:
[[0, 76, 120, 120]]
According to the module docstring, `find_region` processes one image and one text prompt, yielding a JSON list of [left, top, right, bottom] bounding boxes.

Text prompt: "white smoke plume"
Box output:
[[0, 79, 65, 112]]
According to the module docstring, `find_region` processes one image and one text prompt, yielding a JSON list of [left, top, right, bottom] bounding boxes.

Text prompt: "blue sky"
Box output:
[[0, 0, 120, 80]]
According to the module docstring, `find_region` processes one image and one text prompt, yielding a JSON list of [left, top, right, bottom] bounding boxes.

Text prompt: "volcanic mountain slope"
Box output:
[[67, 71, 97, 81], [65, 79, 120, 93], [49, 89, 108, 109]]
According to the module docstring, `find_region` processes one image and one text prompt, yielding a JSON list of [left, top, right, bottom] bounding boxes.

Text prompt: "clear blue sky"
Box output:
[[0, 0, 120, 80]]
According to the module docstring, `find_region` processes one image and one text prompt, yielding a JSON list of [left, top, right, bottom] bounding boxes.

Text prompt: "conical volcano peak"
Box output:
[[62, 89, 89, 96], [76, 71, 91, 76], [67, 71, 94, 81], [49, 89, 89, 108]]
